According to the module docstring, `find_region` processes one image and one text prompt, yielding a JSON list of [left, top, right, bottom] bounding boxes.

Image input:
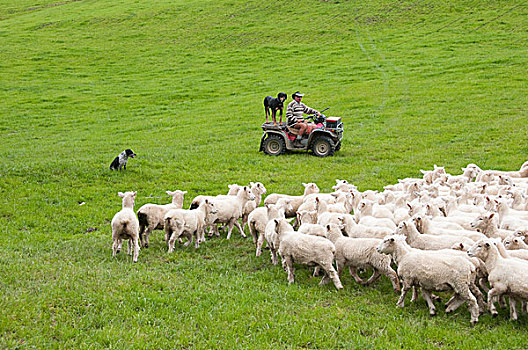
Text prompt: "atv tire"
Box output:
[[311, 136, 335, 157], [262, 134, 286, 156], [335, 141, 342, 152]]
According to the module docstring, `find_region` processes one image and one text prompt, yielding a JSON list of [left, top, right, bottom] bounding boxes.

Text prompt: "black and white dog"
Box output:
[[110, 149, 136, 171], [264, 92, 287, 125]]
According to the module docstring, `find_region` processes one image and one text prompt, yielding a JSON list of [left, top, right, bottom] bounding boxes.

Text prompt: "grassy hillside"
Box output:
[[1, 0, 528, 348]]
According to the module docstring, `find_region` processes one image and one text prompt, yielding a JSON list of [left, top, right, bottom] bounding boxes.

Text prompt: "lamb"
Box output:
[[111, 191, 140, 263], [324, 224, 400, 292], [210, 186, 256, 239], [467, 239, 528, 320], [503, 236, 528, 250], [241, 182, 267, 231], [189, 184, 240, 210], [164, 199, 218, 251], [397, 220, 475, 250], [263, 217, 295, 265], [263, 182, 319, 218], [251, 199, 292, 257], [355, 199, 396, 228], [412, 215, 486, 242], [275, 219, 343, 290], [470, 213, 514, 240], [136, 190, 187, 248], [377, 235, 480, 324]]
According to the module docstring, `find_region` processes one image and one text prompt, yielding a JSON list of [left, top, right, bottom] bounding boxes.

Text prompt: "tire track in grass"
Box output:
[[470, 3, 526, 32], [353, 25, 391, 117]]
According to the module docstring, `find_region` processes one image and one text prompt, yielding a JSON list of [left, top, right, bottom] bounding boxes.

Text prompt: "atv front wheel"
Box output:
[[262, 134, 286, 156], [311, 136, 335, 157]]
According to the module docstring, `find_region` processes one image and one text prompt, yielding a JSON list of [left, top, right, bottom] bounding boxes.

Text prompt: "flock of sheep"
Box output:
[[110, 162, 528, 325]]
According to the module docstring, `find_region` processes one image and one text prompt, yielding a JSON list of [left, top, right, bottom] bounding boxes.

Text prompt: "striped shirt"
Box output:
[[286, 100, 319, 126]]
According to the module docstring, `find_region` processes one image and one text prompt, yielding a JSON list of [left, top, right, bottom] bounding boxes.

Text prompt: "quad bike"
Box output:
[[259, 109, 344, 157]]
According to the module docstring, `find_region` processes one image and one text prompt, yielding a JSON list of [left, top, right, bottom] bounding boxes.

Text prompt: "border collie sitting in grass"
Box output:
[[110, 149, 136, 171]]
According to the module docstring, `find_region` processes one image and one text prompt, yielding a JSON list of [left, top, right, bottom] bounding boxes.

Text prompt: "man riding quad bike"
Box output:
[[259, 92, 343, 157]]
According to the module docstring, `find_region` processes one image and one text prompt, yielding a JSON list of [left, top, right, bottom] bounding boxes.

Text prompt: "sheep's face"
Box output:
[[377, 237, 396, 254], [503, 238, 513, 249], [467, 240, 491, 260], [395, 222, 407, 235], [302, 183, 320, 195], [470, 214, 493, 231]]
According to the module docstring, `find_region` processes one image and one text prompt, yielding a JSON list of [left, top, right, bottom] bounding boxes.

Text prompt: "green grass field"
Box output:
[[1, 0, 528, 348]]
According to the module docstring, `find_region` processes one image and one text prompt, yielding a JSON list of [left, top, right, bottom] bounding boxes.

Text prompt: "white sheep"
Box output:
[[377, 235, 480, 324], [164, 199, 218, 251], [241, 182, 267, 231], [264, 182, 320, 218], [470, 213, 513, 240], [467, 239, 528, 320], [397, 220, 475, 250], [251, 199, 292, 257], [503, 236, 528, 250], [412, 214, 486, 242], [189, 184, 240, 209], [111, 191, 140, 263], [275, 219, 343, 290], [136, 190, 187, 248], [325, 224, 400, 292], [210, 186, 256, 239]]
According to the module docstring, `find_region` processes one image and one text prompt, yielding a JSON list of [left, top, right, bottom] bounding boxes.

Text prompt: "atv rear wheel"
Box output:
[[311, 136, 335, 157], [262, 134, 286, 156]]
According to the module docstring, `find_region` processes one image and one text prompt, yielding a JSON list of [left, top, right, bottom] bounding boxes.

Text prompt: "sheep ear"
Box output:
[[390, 238, 395, 242], [327, 224, 331, 230], [485, 242, 490, 247], [459, 243, 464, 249], [205, 199, 209, 204], [118, 192, 125, 197], [250, 182, 255, 187], [489, 213, 495, 219], [182, 191, 187, 194], [302, 183, 307, 187], [166, 190, 174, 195], [132, 191, 137, 197]]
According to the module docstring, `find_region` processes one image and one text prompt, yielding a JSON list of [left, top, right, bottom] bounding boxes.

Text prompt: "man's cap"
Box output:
[[292, 91, 305, 98]]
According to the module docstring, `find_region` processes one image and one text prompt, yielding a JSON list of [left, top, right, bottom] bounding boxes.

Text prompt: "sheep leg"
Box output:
[[248, 222, 258, 245], [364, 269, 381, 287], [348, 267, 366, 285], [488, 287, 506, 317], [112, 239, 120, 257], [445, 294, 466, 313], [270, 246, 278, 265], [457, 287, 479, 325], [283, 256, 295, 284], [226, 220, 236, 240], [117, 239, 123, 254], [479, 278, 489, 293], [421, 290, 437, 316], [127, 240, 132, 256], [256, 233, 265, 257], [143, 224, 156, 248], [138, 224, 146, 247], [132, 237, 139, 263], [509, 296, 519, 321], [411, 286, 419, 303], [321, 259, 343, 290], [397, 280, 412, 308], [313, 266, 322, 277], [384, 268, 401, 293], [167, 232, 180, 253], [241, 214, 249, 232], [469, 282, 487, 313], [233, 220, 246, 238]]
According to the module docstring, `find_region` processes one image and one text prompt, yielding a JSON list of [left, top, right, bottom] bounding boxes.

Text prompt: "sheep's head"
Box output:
[[377, 235, 403, 255], [467, 239, 492, 260], [470, 213, 494, 232], [118, 191, 137, 208], [302, 182, 320, 196], [250, 182, 267, 195]]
